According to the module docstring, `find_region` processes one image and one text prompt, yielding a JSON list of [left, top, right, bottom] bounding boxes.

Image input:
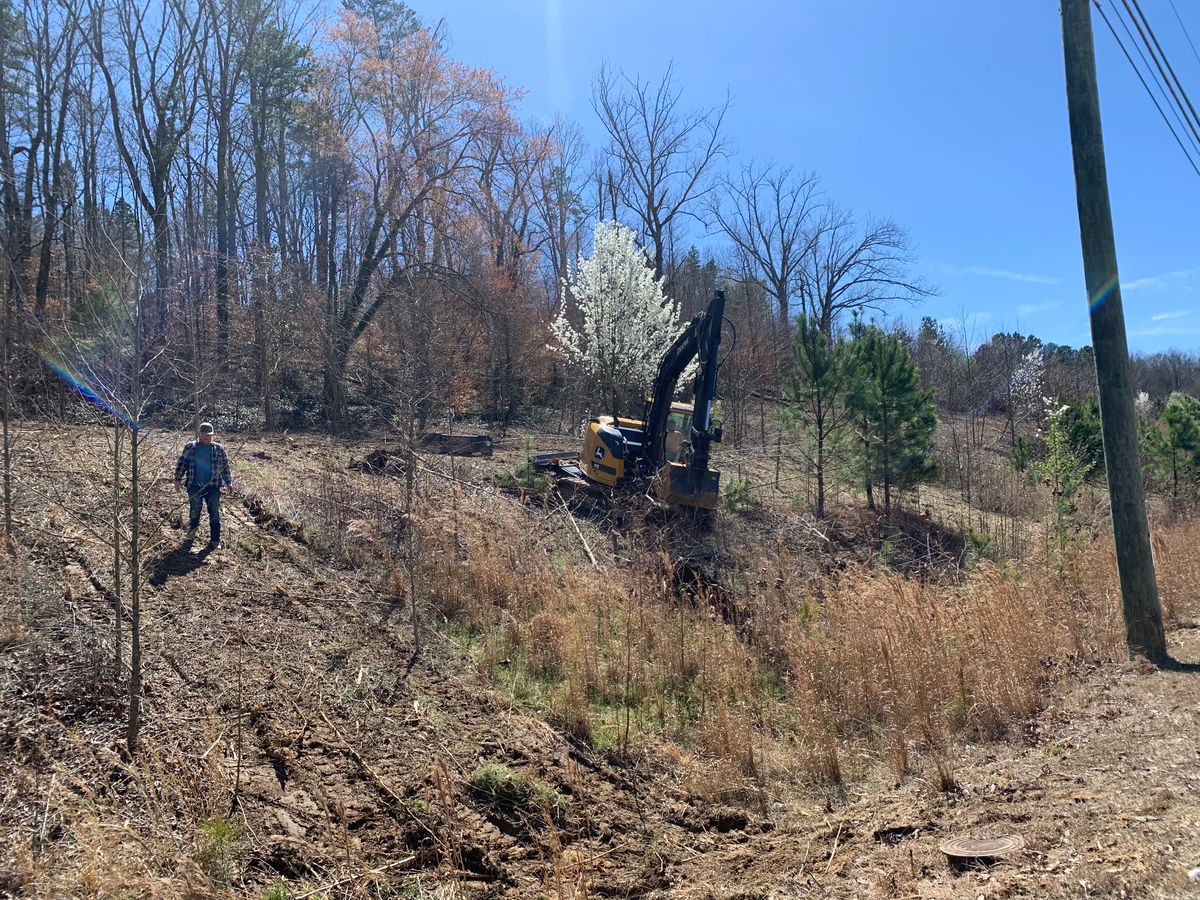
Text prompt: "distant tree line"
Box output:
[[0, 0, 1196, 447], [0, 0, 936, 439]]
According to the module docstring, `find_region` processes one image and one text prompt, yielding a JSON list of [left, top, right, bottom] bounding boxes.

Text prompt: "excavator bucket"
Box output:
[[652, 462, 721, 510]]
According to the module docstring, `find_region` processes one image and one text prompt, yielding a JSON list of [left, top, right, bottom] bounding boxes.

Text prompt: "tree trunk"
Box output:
[[863, 434, 876, 511], [815, 428, 826, 518], [215, 115, 231, 361], [34, 49, 73, 321], [112, 423, 122, 680], [126, 292, 144, 755], [251, 84, 275, 427], [2, 289, 11, 548], [151, 193, 170, 333], [325, 336, 349, 434], [882, 403, 892, 514], [126, 425, 141, 754]]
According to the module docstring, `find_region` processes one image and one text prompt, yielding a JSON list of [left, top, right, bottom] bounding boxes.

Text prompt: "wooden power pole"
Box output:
[[1061, 0, 1168, 661]]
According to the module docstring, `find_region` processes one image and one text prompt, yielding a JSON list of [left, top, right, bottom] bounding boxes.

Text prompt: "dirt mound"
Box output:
[[243, 494, 306, 542], [349, 447, 408, 476]]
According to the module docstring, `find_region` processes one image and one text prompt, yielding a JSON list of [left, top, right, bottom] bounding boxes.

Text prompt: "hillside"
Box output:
[[2, 423, 1199, 899]]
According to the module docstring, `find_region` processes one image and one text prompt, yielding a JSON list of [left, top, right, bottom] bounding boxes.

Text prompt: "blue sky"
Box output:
[[406, 0, 1200, 352]]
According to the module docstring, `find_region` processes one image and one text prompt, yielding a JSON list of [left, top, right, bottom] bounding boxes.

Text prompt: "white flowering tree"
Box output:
[[1010, 347, 1047, 431], [551, 220, 689, 415]]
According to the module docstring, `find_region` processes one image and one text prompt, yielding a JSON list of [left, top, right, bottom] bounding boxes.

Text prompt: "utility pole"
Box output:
[[1061, 0, 1167, 661]]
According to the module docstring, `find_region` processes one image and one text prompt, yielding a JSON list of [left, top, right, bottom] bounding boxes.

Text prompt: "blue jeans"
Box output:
[[188, 485, 221, 544]]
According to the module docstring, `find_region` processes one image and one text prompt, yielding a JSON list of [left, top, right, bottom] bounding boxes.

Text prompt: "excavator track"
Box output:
[[529, 450, 587, 480], [530, 451, 613, 512]]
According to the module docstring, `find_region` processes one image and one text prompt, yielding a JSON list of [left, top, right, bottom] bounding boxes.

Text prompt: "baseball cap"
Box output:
[[199, 422, 214, 435]]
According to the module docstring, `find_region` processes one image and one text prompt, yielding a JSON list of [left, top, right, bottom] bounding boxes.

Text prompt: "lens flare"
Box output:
[[1089, 274, 1120, 314], [40, 353, 139, 432]]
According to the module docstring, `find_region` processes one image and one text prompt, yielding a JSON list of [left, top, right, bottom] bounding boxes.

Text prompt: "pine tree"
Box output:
[[1151, 392, 1200, 500], [1035, 404, 1094, 566], [847, 323, 938, 513], [786, 313, 852, 517], [1059, 395, 1105, 475]]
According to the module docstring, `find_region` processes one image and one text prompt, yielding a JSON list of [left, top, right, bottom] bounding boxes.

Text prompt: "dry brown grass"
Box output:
[[7, 424, 1200, 897], [421, 497, 1200, 790], [1153, 521, 1200, 623], [8, 728, 232, 899]]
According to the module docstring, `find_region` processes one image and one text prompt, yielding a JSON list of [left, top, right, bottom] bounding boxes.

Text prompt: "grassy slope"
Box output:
[[0, 422, 1198, 898]]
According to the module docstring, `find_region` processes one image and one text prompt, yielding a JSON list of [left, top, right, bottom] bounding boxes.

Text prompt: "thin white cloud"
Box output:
[[1016, 300, 1062, 316], [1121, 270, 1189, 293], [957, 266, 1060, 285], [1150, 310, 1191, 321], [938, 311, 994, 337]]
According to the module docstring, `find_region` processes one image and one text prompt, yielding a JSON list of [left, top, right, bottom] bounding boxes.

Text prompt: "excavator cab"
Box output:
[[581, 402, 696, 487], [663, 409, 692, 462], [648, 403, 722, 510]]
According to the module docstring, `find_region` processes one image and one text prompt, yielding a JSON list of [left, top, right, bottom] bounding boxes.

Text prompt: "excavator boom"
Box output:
[[644, 290, 726, 508]]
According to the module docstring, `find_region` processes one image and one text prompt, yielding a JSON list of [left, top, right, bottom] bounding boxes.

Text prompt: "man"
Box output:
[[664, 419, 684, 463], [174, 422, 233, 549]]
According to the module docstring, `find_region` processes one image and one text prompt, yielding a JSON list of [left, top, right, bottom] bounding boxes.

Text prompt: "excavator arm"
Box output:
[[642, 290, 726, 507]]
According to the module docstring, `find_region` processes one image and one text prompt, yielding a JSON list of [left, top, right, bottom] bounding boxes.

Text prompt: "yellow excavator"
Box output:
[[533, 290, 728, 509]]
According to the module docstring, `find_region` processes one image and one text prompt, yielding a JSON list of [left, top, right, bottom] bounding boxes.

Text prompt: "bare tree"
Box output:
[[798, 206, 933, 339], [200, 0, 260, 361], [28, 0, 81, 321], [708, 162, 822, 324], [591, 62, 729, 280], [1, 0, 35, 323], [533, 116, 590, 309], [83, 0, 206, 333], [475, 123, 553, 277], [318, 19, 511, 431]]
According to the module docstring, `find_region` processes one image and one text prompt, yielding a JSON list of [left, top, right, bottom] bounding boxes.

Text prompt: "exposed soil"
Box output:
[[1, 423, 1198, 898], [672, 625, 1200, 898]]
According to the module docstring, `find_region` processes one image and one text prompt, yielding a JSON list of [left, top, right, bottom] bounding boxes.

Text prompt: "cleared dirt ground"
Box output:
[[1, 423, 1198, 898]]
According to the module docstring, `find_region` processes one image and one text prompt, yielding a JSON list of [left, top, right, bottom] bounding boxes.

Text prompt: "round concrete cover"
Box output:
[[938, 834, 1026, 860]]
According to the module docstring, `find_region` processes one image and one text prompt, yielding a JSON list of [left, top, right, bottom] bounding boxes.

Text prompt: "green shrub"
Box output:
[[965, 527, 994, 567], [1008, 435, 1034, 472], [1034, 405, 1094, 568], [198, 817, 242, 888], [722, 476, 754, 513], [468, 762, 565, 820], [498, 438, 550, 496]]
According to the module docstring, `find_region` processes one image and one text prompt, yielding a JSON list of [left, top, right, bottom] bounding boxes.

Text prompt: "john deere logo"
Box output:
[[593, 446, 605, 461]]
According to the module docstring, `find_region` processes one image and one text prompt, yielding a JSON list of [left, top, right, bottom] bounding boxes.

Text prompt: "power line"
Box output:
[[1122, 0, 1200, 151], [1091, 0, 1200, 178], [1167, 0, 1200, 69], [1108, 0, 1200, 158]]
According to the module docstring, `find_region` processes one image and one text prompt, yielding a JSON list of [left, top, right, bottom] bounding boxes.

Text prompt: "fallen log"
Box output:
[[418, 432, 493, 457]]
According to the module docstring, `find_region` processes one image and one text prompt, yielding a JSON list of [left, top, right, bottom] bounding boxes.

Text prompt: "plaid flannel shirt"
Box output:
[[175, 441, 233, 490]]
